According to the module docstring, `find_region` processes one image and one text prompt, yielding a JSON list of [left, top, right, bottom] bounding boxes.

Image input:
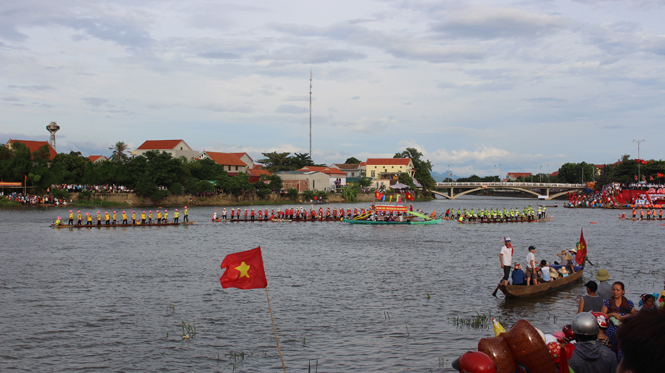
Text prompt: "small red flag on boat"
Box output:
[[576, 229, 587, 265], [220, 246, 267, 289], [405, 192, 414, 201]]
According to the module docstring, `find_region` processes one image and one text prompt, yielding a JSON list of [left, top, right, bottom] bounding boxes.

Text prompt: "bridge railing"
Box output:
[[434, 182, 585, 188]]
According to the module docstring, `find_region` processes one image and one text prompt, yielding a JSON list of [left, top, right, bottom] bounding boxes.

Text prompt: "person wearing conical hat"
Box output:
[[231, 208, 235, 220], [596, 269, 612, 300], [68, 210, 74, 225], [76, 210, 82, 225]]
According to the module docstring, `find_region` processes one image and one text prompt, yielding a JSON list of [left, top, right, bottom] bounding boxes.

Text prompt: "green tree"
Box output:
[[397, 172, 416, 189], [394, 148, 436, 190], [341, 185, 360, 202], [52, 151, 88, 183], [344, 157, 361, 164], [557, 162, 597, 183], [257, 152, 291, 172], [286, 188, 299, 200], [358, 177, 372, 188], [109, 141, 130, 163]]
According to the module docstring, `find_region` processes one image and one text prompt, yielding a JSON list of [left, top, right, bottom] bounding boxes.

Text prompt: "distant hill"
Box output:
[[431, 170, 457, 182]]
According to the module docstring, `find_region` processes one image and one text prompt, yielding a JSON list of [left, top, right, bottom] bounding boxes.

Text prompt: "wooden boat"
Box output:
[[617, 216, 663, 221], [52, 221, 195, 228], [458, 216, 552, 224], [217, 217, 342, 222], [498, 266, 584, 298], [538, 204, 558, 208]]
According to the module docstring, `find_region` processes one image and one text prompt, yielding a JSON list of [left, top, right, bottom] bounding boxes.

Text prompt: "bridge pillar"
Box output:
[[449, 187, 454, 198]]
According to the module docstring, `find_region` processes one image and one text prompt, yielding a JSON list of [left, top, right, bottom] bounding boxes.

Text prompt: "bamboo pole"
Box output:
[[265, 287, 287, 373]]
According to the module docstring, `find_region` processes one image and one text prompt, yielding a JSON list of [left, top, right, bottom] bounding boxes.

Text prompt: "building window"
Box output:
[[235, 166, 238, 171], [180, 147, 183, 150], [371, 170, 375, 177], [392, 166, 394, 168]]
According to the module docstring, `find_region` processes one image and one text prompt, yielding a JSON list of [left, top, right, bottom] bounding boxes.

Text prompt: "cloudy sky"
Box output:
[[2, 0, 664, 177]]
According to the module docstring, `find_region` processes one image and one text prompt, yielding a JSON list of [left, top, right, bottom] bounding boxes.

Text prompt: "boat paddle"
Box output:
[[492, 282, 501, 297]]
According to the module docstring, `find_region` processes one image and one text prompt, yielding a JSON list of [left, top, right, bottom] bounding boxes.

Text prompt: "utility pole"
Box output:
[[633, 139, 644, 182], [540, 165, 542, 183], [499, 164, 502, 182], [547, 165, 550, 183], [309, 70, 312, 158], [493, 165, 496, 183]]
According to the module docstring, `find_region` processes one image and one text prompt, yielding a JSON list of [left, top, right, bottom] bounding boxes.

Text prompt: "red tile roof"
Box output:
[[507, 172, 532, 178], [333, 163, 361, 170], [231, 152, 248, 158], [88, 155, 106, 162], [136, 140, 183, 150], [7, 140, 57, 160], [550, 171, 559, 177], [199, 151, 246, 166], [297, 166, 347, 176], [366, 158, 411, 166], [247, 168, 272, 177]]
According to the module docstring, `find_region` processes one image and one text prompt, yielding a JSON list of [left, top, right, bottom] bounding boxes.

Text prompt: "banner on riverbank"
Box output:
[[375, 205, 408, 212], [0, 182, 22, 187]]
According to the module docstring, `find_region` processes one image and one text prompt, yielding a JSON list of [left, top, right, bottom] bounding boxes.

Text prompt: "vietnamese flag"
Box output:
[[658, 173, 664, 178], [634, 175, 638, 181], [576, 229, 587, 265], [636, 159, 642, 164], [650, 175, 654, 181], [405, 191, 414, 201], [375, 191, 384, 200], [220, 246, 267, 289]]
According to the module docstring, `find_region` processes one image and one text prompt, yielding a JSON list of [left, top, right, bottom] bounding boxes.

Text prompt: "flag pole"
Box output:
[[265, 287, 287, 373]]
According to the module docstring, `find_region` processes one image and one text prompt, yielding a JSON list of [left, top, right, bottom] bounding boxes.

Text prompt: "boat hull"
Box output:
[[342, 218, 441, 225], [53, 222, 194, 228], [498, 267, 584, 297]]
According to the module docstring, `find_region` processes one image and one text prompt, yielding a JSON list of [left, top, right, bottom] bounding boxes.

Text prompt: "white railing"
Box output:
[[435, 182, 585, 188]]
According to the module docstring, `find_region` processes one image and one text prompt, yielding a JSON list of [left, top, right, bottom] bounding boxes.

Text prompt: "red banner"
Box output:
[[375, 205, 408, 212], [0, 182, 22, 187]]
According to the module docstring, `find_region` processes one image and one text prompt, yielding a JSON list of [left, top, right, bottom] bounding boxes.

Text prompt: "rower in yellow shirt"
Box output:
[[104, 211, 110, 225], [77, 210, 82, 225], [183, 206, 188, 222], [68, 210, 74, 225], [148, 210, 153, 224], [164, 210, 169, 223], [96, 211, 102, 225], [157, 210, 162, 224], [131, 210, 136, 224], [141, 211, 146, 224], [112, 211, 117, 225], [174, 209, 179, 223], [86, 212, 92, 225], [122, 211, 128, 224]]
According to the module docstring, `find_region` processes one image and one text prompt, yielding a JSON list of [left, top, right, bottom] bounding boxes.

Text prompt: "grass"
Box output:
[[0, 197, 20, 207], [181, 320, 196, 339], [448, 312, 502, 330]]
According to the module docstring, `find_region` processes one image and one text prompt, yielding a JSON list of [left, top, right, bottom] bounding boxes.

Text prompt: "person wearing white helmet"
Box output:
[[568, 312, 617, 373]]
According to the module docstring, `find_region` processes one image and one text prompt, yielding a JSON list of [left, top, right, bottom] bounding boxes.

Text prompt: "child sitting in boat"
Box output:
[[510, 263, 525, 285], [539, 260, 551, 282]]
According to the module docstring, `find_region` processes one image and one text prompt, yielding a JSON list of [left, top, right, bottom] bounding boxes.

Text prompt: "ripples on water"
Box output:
[[1, 197, 663, 372]]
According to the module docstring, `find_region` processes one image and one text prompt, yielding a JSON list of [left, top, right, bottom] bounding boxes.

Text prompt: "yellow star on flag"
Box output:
[[235, 261, 251, 278]]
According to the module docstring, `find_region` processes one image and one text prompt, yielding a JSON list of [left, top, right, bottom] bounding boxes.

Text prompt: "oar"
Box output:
[[492, 282, 502, 297]]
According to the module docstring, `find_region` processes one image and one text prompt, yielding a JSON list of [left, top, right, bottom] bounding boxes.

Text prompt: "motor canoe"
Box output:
[[457, 216, 552, 224], [498, 266, 584, 298]]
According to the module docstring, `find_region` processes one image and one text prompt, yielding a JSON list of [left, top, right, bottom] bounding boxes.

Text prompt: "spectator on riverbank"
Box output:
[[578, 281, 604, 313]]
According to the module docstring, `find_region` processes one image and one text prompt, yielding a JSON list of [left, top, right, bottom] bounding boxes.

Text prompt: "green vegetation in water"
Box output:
[[448, 312, 502, 330], [181, 320, 196, 338], [0, 197, 20, 207], [166, 303, 175, 313], [226, 351, 252, 362]]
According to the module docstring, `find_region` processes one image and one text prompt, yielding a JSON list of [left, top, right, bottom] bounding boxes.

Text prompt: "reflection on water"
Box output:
[[1, 197, 663, 371]]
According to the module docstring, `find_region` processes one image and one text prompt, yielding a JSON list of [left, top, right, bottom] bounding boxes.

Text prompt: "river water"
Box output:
[[1, 197, 663, 372]]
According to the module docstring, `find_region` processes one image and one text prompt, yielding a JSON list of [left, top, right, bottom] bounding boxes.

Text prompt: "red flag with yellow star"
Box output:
[[575, 229, 587, 265], [220, 246, 268, 289]]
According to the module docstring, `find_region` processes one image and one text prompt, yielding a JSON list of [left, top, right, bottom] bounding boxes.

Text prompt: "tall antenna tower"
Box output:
[[309, 70, 312, 157], [46, 121, 60, 152]]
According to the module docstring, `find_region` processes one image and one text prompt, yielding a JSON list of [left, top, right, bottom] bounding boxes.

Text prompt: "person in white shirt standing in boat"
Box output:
[[499, 237, 513, 286], [525, 246, 539, 286]]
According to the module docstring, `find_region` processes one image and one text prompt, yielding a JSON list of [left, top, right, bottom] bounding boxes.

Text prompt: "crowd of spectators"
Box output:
[[48, 184, 133, 193], [1, 192, 68, 205]]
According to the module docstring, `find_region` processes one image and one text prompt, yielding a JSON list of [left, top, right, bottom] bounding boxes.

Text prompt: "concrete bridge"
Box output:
[[432, 181, 586, 200]]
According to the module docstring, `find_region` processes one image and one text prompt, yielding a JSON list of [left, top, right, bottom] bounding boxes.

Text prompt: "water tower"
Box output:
[[46, 121, 60, 151]]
